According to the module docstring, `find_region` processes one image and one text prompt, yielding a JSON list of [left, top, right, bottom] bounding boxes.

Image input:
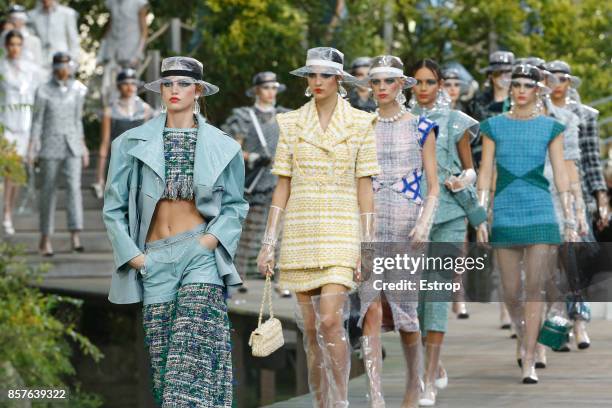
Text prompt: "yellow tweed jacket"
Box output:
[[272, 96, 380, 271]]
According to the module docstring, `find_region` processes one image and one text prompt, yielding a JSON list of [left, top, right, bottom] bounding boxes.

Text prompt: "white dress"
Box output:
[[0, 58, 42, 157]]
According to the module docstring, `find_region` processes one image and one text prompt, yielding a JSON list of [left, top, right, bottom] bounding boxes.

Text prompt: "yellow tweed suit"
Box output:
[[272, 96, 380, 292]]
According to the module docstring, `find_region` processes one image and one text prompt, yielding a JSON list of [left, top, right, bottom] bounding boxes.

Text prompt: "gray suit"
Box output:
[[31, 78, 87, 235]]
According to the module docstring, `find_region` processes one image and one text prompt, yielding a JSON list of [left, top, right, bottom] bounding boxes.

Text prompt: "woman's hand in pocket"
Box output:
[[129, 253, 145, 269]]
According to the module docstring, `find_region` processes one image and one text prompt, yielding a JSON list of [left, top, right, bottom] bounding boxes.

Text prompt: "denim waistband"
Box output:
[[145, 223, 208, 250]]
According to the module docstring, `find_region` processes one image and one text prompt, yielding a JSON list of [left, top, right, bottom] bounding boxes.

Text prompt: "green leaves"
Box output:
[[0, 243, 103, 406]]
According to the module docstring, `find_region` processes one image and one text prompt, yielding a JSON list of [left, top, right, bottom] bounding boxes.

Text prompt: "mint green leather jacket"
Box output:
[[103, 113, 248, 304]]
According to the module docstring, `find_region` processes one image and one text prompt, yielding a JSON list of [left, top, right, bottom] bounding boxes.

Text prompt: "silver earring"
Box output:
[[160, 103, 167, 114], [535, 96, 543, 116], [193, 98, 200, 115], [338, 84, 347, 98], [396, 90, 406, 106], [408, 94, 418, 109], [305, 86, 312, 98]]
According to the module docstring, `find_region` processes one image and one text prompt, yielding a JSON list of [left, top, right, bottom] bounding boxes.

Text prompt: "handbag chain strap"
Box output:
[[257, 272, 275, 327]]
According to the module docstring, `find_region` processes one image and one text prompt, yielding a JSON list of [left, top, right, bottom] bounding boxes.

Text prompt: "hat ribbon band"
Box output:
[[369, 67, 404, 76], [305, 59, 344, 71], [161, 70, 202, 80]]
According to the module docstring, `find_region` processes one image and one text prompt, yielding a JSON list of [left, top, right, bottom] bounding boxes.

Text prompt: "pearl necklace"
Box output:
[[376, 106, 407, 123]]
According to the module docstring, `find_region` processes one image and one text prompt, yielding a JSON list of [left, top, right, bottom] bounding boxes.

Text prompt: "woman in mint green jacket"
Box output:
[[103, 56, 248, 407]]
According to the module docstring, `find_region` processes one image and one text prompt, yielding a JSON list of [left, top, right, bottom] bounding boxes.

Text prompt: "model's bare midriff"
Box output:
[[146, 199, 205, 242]]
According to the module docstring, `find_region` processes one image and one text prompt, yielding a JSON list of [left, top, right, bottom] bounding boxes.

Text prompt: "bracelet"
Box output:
[[361, 242, 374, 250], [261, 235, 277, 247]]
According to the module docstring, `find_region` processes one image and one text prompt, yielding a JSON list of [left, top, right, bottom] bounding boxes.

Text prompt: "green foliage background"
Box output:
[[2, 0, 608, 133]]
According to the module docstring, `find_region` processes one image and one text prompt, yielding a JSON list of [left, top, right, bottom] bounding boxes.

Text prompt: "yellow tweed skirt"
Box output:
[[279, 266, 357, 293]]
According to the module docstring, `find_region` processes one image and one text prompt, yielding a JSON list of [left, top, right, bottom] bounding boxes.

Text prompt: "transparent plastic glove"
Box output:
[[559, 191, 579, 242], [570, 182, 588, 236], [477, 189, 490, 243], [356, 212, 376, 282], [596, 191, 610, 230], [476, 222, 489, 243], [257, 206, 284, 276], [408, 195, 438, 245], [444, 168, 476, 193], [477, 189, 490, 212]]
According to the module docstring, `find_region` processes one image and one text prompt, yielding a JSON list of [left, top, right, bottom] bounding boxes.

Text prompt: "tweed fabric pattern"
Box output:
[[143, 300, 176, 405], [221, 105, 290, 201], [568, 103, 606, 207], [480, 114, 564, 245], [161, 127, 198, 200], [544, 103, 582, 236], [272, 96, 380, 291], [143, 283, 232, 407], [358, 116, 436, 332], [235, 203, 279, 278]]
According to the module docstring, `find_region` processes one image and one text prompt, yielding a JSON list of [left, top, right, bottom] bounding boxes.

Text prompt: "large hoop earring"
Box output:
[[338, 84, 347, 98], [193, 98, 201, 115], [160, 103, 167, 114], [304, 86, 312, 98]]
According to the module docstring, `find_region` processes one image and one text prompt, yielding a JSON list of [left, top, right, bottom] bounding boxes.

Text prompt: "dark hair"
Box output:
[[4, 29, 23, 47], [410, 58, 443, 81]]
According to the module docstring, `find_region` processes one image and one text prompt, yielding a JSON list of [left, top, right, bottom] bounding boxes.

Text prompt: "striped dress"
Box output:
[[272, 96, 381, 292]]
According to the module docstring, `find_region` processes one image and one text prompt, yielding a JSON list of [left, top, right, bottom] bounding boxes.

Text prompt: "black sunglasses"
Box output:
[[371, 78, 397, 86]]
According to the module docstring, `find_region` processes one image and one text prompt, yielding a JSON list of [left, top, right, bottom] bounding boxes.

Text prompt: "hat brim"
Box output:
[[358, 74, 417, 90], [482, 64, 514, 74], [144, 78, 219, 96], [245, 82, 286, 98], [289, 65, 357, 84], [569, 75, 581, 87]]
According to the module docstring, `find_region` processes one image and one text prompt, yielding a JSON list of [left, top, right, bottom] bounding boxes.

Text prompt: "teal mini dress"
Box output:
[[480, 114, 565, 246]]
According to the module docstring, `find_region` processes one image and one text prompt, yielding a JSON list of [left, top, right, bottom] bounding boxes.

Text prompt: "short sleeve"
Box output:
[[270, 122, 293, 177], [479, 119, 495, 143], [451, 110, 479, 143], [417, 116, 438, 147], [549, 119, 566, 144], [355, 120, 381, 178]]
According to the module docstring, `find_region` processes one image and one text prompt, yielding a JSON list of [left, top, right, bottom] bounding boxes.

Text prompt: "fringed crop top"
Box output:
[[161, 126, 198, 200]]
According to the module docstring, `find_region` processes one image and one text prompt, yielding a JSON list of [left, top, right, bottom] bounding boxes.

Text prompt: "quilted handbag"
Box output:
[[248, 273, 284, 357]]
